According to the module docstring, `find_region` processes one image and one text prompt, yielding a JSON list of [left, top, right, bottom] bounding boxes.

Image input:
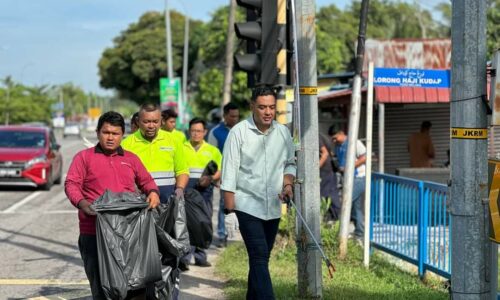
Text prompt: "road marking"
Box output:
[[2, 192, 41, 213], [0, 279, 89, 285]]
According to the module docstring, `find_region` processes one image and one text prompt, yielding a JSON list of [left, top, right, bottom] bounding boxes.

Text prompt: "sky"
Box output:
[[0, 0, 439, 95]]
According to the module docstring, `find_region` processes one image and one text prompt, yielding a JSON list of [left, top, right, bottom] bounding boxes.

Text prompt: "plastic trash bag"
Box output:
[[184, 188, 213, 249], [92, 190, 162, 300], [151, 194, 191, 299]]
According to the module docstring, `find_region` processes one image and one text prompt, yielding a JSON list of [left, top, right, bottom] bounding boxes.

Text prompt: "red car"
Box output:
[[0, 125, 63, 190]]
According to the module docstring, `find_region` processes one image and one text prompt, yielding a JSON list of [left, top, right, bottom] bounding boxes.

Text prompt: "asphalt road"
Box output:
[[0, 134, 228, 300], [0, 136, 90, 300]]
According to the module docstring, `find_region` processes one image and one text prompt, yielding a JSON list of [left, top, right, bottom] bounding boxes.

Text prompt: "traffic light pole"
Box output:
[[293, 0, 323, 297], [450, 1, 491, 299]]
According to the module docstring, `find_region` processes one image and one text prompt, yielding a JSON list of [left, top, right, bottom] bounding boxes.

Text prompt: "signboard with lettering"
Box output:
[[160, 77, 181, 108], [451, 127, 488, 139], [374, 68, 450, 88]]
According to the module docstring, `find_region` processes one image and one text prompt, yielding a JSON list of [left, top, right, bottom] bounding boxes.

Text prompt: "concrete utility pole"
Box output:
[[222, 0, 236, 108], [294, 0, 322, 297], [338, 0, 370, 259], [181, 13, 189, 127], [450, 1, 490, 299], [165, 0, 174, 79]]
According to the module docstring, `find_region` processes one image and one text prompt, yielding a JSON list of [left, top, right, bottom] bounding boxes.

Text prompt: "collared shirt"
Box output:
[[207, 122, 230, 152], [121, 129, 189, 187], [170, 129, 187, 144], [221, 117, 296, 220], [65, 145, 158, 235], [183, 140, 222, 179]]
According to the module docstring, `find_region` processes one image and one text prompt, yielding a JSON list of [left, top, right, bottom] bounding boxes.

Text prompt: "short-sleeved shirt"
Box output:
[[183, 140, 222, 179], [336, 139, 366, 178], [170, 129, 187, 144], [220, 117, 296, 220], [207, 122, 230, 153], [121, 129, 189, 189], [319, 133, 333, 175]]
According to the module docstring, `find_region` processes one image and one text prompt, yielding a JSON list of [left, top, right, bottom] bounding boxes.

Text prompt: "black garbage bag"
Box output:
[[92, 190, 162, 300], [184, 188, 212, 249], [151, 194, 191, 299]]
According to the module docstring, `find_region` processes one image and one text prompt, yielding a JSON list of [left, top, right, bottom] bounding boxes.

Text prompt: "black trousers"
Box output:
[[79, 234, 148, 300], [79, 234, 106, 300], [235, 211, 280, 300]]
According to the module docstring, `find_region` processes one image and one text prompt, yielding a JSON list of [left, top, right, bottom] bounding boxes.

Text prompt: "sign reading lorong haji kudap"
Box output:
[[159, 77, 181, 109], [374, 68, 450, 88]]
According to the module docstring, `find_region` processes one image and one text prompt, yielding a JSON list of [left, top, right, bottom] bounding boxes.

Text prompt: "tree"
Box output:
[[487, 0, 500, 56], [189, 6, 250, 118], [316, 0, 449, 74], [0, 77, 54, 125], [98, 11, 203, 105]]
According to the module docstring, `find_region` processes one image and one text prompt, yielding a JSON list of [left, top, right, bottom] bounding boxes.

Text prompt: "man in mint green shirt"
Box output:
[[220, 86, 296, 299]]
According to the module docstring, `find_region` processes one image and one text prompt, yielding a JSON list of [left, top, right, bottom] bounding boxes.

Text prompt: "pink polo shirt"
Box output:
[[65, 145, 158, 235]]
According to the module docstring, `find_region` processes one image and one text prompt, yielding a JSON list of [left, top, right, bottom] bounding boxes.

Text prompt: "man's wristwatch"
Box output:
[[223, 208, 235, 215]]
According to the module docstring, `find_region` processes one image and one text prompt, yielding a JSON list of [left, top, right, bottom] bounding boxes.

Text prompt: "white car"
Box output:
[[63, 122, 81, 138]]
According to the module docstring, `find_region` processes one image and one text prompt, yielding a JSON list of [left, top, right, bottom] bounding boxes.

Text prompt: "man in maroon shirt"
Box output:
[[65, 111, 160, 299]]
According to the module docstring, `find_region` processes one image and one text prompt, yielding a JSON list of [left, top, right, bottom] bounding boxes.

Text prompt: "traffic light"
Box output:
[[234, 0, 287, 87]]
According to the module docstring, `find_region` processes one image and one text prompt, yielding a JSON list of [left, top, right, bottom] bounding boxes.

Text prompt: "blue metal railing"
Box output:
[[370, 173, 451, 279]]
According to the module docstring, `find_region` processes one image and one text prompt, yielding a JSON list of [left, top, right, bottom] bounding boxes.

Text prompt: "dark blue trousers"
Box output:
[[236, 211, 280, 300]]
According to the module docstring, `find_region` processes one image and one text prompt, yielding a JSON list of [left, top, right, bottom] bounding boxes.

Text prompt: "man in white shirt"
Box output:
[[221, 86, 296, 299]]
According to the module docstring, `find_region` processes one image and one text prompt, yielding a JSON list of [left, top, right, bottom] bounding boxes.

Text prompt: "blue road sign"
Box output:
[[374, 68, 450, 88]]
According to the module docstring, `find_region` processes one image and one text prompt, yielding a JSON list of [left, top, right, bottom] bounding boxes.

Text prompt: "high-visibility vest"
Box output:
[[183, 140, 222, 179], [122, 129, 188, 186]]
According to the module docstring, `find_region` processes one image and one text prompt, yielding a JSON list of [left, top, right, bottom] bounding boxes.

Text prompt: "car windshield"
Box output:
[[0, 131, 46, 148]]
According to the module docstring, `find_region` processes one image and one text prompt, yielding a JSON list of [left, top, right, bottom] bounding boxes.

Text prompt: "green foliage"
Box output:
[[98, 11, 203, 105], [487, 0, 500, 56], [316, 0, 450, 73], [0, 77, 54, 125], [217, 222, 448, 300]]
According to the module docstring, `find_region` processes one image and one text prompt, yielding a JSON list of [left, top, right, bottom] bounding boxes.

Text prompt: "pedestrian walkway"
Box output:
[[179, 187, 241, 300]]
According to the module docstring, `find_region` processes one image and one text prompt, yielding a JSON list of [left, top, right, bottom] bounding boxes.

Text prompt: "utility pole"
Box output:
[[338, 0, 370, 259], [450, 1, 490, 299], [181, 13, 189, 128], [165, 0, 174, 79], [222, 0, 236, 108], [294, 0, 322, 297]]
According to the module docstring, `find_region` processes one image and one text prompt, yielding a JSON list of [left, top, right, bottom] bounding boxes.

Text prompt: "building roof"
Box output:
[[375, 86, 450, 103]]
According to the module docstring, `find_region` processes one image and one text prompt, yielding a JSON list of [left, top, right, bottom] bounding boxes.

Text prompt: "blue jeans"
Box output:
[[217, 193, 226, 239], [236, 211, 280, 300], [351, 176, 366, 238]]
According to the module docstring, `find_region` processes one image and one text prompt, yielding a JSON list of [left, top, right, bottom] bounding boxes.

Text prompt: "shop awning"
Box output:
[[375, 86, 450, 103]]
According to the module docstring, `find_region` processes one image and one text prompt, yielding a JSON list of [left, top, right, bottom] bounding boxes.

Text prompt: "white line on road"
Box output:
[[2, 192, 41, 213]]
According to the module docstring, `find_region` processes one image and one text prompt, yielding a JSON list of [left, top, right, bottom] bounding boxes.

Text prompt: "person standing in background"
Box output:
[[207, 102, 240, 247], [162, 108, 187, 143], [408, 121, 435, 167]]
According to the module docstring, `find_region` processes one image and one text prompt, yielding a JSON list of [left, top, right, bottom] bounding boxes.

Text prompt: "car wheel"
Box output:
[[54, 166, 63, 185], [41, 172, 53, 191]]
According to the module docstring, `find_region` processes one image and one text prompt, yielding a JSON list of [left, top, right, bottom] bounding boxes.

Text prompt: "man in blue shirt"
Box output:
[[207, 102, 239, 247], [332, 129, 367, 240], [221, 86, 296, 299]]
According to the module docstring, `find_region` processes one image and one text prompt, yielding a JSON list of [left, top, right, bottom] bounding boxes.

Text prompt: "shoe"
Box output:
[[215, 237, 227, 248], [194, 261, 212, 267], [179, 262, 190, 272]]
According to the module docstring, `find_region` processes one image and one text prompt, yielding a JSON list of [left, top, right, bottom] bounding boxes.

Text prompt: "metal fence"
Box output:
[[370, 172, 451, 279]]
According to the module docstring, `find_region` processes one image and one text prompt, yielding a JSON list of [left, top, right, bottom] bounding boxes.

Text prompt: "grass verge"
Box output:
[[216, 220, 448, 299]]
